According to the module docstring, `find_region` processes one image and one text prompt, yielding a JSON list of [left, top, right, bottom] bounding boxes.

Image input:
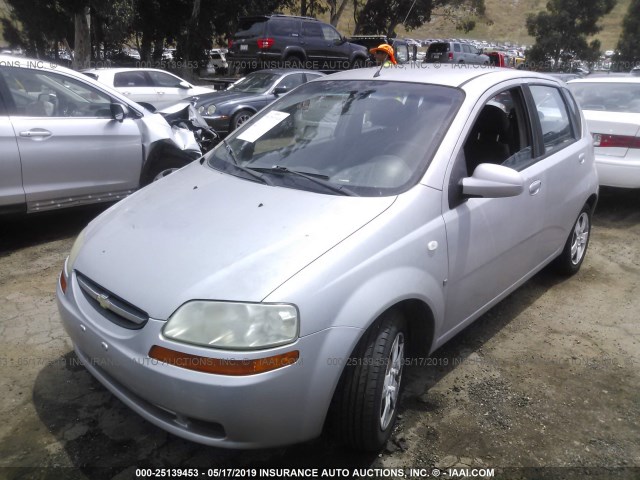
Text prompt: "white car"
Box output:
[[568, 77, 640, 188], [82, 68, 212, 109]]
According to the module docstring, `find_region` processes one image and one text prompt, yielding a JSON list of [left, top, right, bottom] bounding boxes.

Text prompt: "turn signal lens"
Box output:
[[148, 346, 299, 376], [60, 270, 67, 294]]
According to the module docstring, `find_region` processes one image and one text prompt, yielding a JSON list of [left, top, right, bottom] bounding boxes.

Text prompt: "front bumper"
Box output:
[[57, 271, 361, 449]]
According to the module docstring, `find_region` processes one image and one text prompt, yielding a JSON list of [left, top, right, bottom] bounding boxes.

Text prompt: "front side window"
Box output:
[[321, 25, 341, 42], [274, 73, 305, 91], [0, 66, 113, 117], [232, 72, 279, 93], [148, 71, 183, 88], [530, 85, 575, 155], [464, 87, 533, 175], [207, 80, 464, 197]]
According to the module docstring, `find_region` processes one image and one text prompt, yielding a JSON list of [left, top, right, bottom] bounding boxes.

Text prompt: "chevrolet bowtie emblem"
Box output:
[[97, 293, 110, 310]]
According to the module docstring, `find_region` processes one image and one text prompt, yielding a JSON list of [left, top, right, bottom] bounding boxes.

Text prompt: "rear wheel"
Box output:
[[331, 310, 406, 451], [284, 55, 304, 69], [350, 57, 366, 69], [553, 204, 592, 275]]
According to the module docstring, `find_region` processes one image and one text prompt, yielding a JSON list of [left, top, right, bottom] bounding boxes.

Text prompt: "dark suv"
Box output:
[[424, 41, 489, 65], [227, 14, 368, 73]]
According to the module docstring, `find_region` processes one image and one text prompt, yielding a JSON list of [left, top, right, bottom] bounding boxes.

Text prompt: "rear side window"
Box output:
[[302, 22, 323, 38], [530, 85, 576, 155], [235, 18, 267, 39], [269, 18, 300, 36], [114, 71, 150, 87], [462, 44, 471, 53]]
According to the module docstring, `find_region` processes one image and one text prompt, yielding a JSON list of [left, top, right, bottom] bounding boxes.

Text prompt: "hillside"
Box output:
[[327, 0, 629, 51]]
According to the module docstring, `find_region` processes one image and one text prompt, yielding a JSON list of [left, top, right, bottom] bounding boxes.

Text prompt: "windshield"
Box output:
[[206, 80, 463, 197], [231, 72, 279, 93], [568, 82, 640, 113]]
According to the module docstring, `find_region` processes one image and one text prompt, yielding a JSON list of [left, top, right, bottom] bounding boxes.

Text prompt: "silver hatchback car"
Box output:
[[57, 65, 598, 451]]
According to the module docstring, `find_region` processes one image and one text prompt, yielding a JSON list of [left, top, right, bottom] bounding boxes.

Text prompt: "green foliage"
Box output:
[[615, 0, 640, 70], [353, 0, 486, 36], [526, 0, 616, 69]]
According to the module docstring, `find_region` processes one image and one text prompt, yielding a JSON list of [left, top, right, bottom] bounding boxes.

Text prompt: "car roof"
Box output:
[[321, 64, 559, 89]]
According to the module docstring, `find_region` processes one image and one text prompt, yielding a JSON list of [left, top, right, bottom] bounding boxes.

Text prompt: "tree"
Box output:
[[615, 0, 640, 71], [352, 0, 485, 37], [526, 0, 616, 71]]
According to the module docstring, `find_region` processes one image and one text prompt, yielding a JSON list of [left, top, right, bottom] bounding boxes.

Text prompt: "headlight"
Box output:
[[64, 229, 86, 278], [197, 105, 205, 114], [163, 301, 298, 350], [206, 104, 216, 116]]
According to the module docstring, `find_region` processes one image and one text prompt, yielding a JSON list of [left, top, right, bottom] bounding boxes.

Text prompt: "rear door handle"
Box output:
[[19, 129, 52, 138], [578, 153, 586, 164], [529, 180, 542, 195]]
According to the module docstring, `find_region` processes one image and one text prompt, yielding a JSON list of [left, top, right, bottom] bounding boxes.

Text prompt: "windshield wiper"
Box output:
[[252, 165, 358, 196], [221, 139, 273, 185]]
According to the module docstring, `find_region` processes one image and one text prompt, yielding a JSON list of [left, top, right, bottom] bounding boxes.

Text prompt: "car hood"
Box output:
[[195, 90, 266, 106], [75, 162, 395, 320]]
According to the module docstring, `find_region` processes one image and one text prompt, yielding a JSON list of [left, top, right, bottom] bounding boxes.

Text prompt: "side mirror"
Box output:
[[462, 163, 524, 198], [273, 86, 288, 96], [110, 103, 128, 122], [334, 37, 346, 45], [178, 81, 191, 89]]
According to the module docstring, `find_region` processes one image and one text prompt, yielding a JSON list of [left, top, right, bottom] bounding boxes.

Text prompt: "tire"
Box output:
[[143, 154, 189, 186], [553, 204, 592, 275], [350, 57, 366, 69], [231, 110, 253, 131], [331, 310, 407, 451], [284, 55, 304, 69]]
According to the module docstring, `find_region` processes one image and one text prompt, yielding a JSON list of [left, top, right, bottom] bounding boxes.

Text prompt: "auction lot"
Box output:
[[0, 187, 638, 479]]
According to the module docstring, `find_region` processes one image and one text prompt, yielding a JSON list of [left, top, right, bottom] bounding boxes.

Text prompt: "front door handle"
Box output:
[[529, 180, 542, 195], [19, 129, 52, 138]]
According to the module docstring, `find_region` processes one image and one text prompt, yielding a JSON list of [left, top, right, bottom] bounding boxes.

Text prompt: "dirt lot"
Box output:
[[0, 187, 638, 480]]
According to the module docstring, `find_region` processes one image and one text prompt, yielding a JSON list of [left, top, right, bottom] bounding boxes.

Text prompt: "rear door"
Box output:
[[0, 66, 143, 212], [0, 75, 24, 210], [526, 83, 591, 260]]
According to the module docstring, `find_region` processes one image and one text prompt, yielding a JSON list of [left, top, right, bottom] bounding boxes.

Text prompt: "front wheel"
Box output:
[[143, 154, 189, 186], [331, 310, 406, 451], [553, 204, 592, 275], [231, 110, 253, 131]]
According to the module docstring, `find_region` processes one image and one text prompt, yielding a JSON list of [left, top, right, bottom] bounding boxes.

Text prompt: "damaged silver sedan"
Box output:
[[0, 56, 214, 215]]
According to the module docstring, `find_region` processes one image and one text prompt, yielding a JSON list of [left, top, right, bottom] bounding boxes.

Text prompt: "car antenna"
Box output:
[[373, 53, 387, 78]]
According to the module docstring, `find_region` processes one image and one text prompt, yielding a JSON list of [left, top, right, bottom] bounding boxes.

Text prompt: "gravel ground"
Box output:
[[0, 187, 638, 480]]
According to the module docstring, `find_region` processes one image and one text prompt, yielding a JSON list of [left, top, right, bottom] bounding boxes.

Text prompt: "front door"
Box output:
[[440, 85, 546, 341]]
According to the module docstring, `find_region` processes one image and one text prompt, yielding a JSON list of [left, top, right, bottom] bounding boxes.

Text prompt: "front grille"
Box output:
[[76, 273, 149, 329]]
